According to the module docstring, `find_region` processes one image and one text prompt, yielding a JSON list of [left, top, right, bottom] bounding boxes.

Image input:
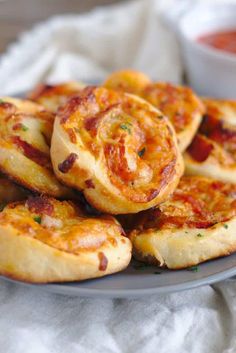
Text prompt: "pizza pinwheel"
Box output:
[[129, 176, 236, 269], [104, 70, 204, 151], [51, 86, 184, 214], [28, 81, 85, 113], [104, 69, 151, 95], [184, 98, 236, 183], [0, 97, 72, 198], [0, 196, 131, 283]]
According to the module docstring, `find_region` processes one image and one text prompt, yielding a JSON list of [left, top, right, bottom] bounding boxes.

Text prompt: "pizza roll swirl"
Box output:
[[0, 196, 131, 283], [184, 99, 236, 183], [104, 70, 205, 151], [28, 81, 85, 113], [129, 176, 236, 269], [0, 97, 72, 198], [51, 86, 184, 214]]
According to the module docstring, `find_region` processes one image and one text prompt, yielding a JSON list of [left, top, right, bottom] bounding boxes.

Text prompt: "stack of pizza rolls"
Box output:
[[0, 69, 235, 284]]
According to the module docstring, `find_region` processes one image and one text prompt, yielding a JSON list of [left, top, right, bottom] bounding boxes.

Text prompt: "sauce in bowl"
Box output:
[[197, 29, 236, 54]]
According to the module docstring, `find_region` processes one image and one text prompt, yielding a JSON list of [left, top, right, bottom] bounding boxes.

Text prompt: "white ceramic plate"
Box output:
[[2, 254, 236, 298]]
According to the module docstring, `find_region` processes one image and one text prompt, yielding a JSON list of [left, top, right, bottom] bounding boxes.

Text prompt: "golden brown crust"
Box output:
[[51, 86, 184, 214], [129, 176, 236, 269], [202, 98, 236, 125], [142, 83, 204, 151], [28, 82, 85, 113], [0, 97, 73, 198], [104, 69, 151, 95], [0, 196, 132, 283], [104, 70, 204, 151], [184, 98, 236, 183]]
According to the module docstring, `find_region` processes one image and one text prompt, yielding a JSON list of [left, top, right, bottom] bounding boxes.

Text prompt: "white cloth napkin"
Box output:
[[1, 0, 236, 352], [0, 280, 236, 353], [0, 0, 185, 95]]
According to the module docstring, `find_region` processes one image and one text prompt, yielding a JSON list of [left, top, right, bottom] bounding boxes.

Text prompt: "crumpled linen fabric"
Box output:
[[0, 281, 236, 353], [0, 0, 236, 352], [0, 0, 184, 95]]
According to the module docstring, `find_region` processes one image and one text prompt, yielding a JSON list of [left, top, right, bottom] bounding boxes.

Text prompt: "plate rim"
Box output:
[[2, 261, 236, 298]]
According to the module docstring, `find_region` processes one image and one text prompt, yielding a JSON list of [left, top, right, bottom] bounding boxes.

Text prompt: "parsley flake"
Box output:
[[197, 233, 203, 237], [223, 224, 228, 229], [21, 124, 29, 132], [187, 266, 199, 272], [0, 99, 5, 104], [120, 123, 132, 134], [138, 147, 146, 157], [33, 216, 41, 224]]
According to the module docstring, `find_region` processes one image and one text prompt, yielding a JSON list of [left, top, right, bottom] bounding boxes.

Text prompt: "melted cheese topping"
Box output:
[[0, 97, 73, 197], [104, 70, 204, 136], [136, 176, 236, 231], [0, 98, 54, 169], [28, 82, 85, 113], [187, 98, 236, 167], [59, 86, 182, 203], [142, 83, 204, 133], [0, 196, 123, 254], [104, 69, 151, 95], [202, 98, 236, 126]]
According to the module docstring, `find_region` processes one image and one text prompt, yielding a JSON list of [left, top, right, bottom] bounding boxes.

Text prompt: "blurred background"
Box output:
[[0, 0, 125, 52], [1, 0, 235, 98]]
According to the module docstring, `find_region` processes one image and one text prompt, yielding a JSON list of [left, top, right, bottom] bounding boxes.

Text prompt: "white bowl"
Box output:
[[178, 3, 236, 99]]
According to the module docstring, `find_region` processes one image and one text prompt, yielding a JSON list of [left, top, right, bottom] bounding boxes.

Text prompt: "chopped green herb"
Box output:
[[185, 231, 188, 234], [138, 147, 146, 157], [120, 123, 132, 134], [223, 224, 228, 229], [0, 99, 4, 104], [197, 233, 203, 237], [33, 216, 41, 224], [21, 124, 29, 131], [187, 266, 199, 272], [0, 202, 6, 212]]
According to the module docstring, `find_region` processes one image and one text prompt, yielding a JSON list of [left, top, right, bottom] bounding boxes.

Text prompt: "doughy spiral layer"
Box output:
[[104, 69, 151, 95], [0, 196, 131, 283], [28, 82, 85, 113], [0, 97, 72, 198], [129, 176, 236, 269], [104, 70, 204, 151], [184, 98, 236, 183], [51, 86, 184, 214]]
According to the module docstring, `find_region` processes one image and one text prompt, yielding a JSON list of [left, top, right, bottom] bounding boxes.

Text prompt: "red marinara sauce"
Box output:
[[197, 29, 236, 54]]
